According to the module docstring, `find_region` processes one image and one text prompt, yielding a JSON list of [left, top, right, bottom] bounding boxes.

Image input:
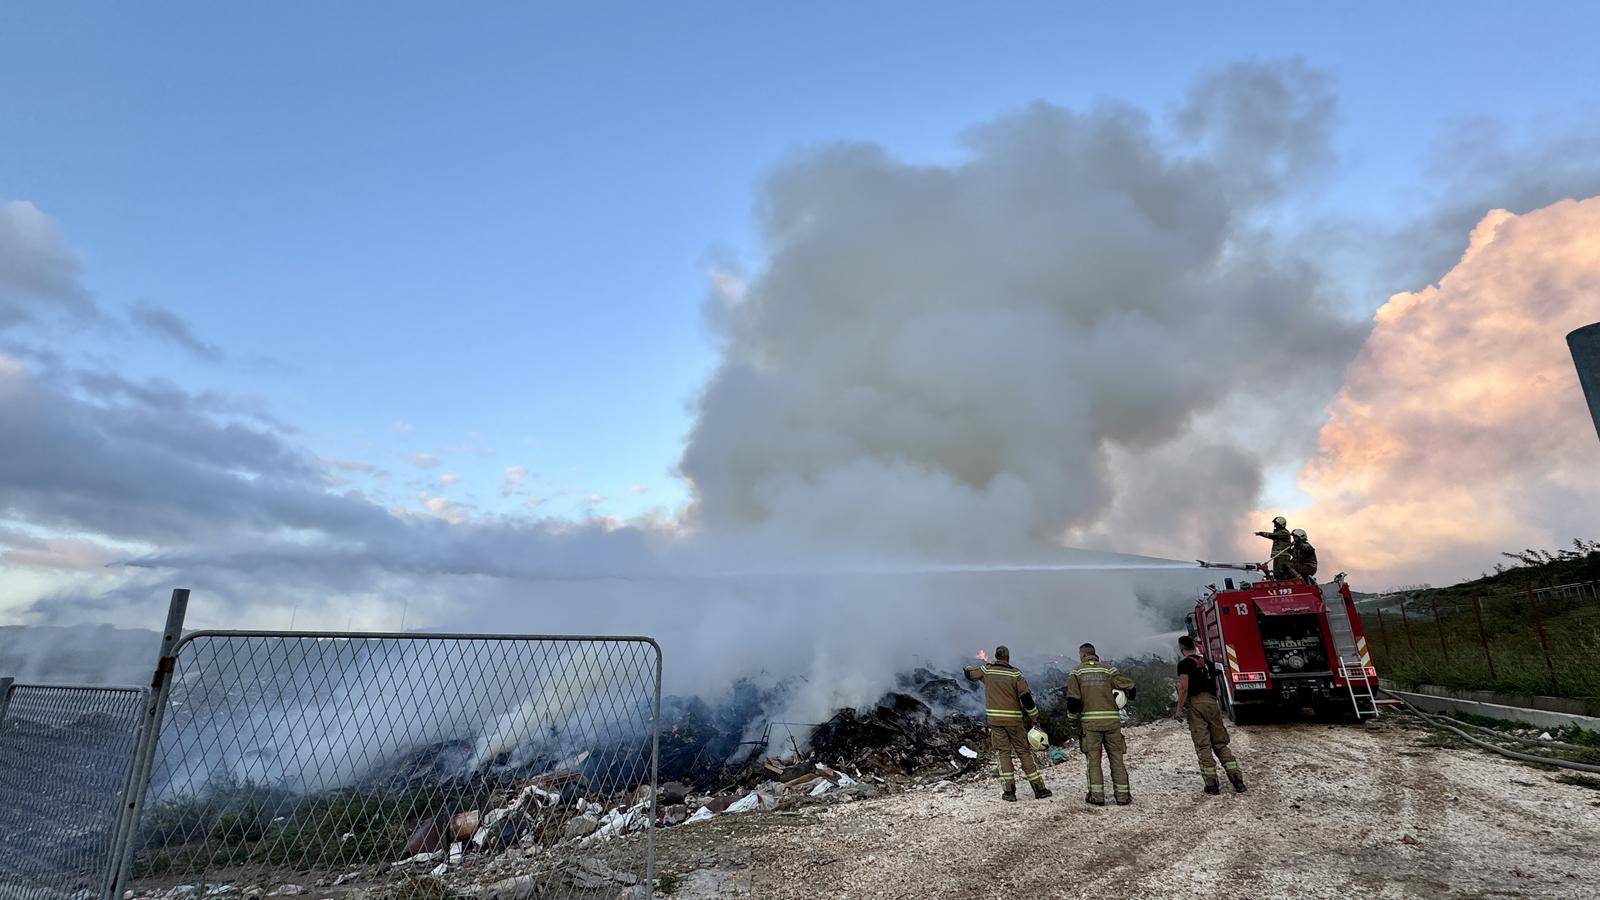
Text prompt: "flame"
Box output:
[[976, 649, 988, 661]]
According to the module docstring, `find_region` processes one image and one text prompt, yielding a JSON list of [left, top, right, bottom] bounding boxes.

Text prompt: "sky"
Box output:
[[3, 3, 1600, 655]]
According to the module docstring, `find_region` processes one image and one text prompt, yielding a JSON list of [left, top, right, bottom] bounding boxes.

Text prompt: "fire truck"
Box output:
[[1185, 565, 1384, 724]]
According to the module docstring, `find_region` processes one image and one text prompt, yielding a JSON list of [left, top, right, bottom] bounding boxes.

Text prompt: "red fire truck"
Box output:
[[1186, 566, 1384, 723]]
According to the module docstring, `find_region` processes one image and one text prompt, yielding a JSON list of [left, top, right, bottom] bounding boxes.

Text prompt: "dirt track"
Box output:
[[653, 717, 1600, 899]]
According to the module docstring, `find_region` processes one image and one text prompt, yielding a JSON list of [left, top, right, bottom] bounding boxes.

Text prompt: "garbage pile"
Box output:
[[129, 665, 1016, 899]]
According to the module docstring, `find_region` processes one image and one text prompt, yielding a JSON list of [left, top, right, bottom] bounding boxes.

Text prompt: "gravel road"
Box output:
[[655, 717, 1600, 899]]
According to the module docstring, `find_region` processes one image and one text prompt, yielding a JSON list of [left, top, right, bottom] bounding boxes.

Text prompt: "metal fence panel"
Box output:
[[1367, 580, 1600, 703], [124, 632, 661, 899], [0, 683, 149, 900]]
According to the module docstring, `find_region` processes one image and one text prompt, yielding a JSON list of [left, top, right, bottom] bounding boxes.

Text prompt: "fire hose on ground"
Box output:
[[1381, 690, 1600, 775]]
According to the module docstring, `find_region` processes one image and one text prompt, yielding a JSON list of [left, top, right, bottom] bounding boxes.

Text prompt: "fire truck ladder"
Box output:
[[1322, 577, 1379, 719]]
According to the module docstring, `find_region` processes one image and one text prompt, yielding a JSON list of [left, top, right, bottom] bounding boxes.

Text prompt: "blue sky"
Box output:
[[4, 2, 1599, 523]]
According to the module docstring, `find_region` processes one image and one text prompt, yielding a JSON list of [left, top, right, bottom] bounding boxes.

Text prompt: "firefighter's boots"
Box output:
[[1001, 789, 1017, 802], [1032, 784, 1052, 800]]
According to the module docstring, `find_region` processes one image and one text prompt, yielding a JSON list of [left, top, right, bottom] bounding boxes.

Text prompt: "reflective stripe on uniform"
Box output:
[[1224, 761, 1241, 773], [986, 708, 1024, 718], [1079, 711, 1121, 720], [982, 666, 1020, 677]]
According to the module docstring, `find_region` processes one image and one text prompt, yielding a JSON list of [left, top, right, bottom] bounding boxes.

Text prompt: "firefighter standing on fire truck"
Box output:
[[1066, 643, 1136, 806], [1254, 516, 1293, 579], [1289, 529, 1319, 586], [963, 646, 1052, 802], [1173, 634, 1246, 795]]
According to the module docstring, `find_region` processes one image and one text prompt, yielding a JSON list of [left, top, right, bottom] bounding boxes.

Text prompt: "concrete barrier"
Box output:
[[1382, 682, 1600, 734]]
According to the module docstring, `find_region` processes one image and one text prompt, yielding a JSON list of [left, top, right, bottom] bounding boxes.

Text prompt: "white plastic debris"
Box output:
[[448, 842, 463, 864], [958, 746, 979, 759], [338, 832, 355, 844], [398, 852, 437, 866], [809, 780, 833, 797], [685, 806, 716, 824], [725, 790, 776, 814], [1539, 732, 1554, 741], [836, 772, 859, 787], [430, 863, 449, 877]]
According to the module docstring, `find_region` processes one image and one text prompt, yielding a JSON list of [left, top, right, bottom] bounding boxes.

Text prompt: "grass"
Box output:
[[135, 782, 461, 877], [657, 873, 681, 894], [1364, 553, 1600, 704]]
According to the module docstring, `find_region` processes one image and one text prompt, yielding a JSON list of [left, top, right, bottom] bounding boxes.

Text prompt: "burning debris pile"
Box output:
[[129, 663, 1116, 899]]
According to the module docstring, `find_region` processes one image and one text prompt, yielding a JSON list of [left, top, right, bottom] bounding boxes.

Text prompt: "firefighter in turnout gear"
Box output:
[[1066, 643, 1136, 805], [1289, 529, 1319, 586], [1173, 634, 1246, 794], [1255, 516, 1293, 579], [963, 646, 1053, 802]]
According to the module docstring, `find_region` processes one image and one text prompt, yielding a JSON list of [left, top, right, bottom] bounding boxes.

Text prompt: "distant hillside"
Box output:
[[1358, 542, 1600, 612]]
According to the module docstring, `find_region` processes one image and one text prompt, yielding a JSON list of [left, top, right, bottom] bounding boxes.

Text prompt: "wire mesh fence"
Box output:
[[1365, 580, 1600, 704], [122, 632, 661, 899], [0, 682, 149, 900]]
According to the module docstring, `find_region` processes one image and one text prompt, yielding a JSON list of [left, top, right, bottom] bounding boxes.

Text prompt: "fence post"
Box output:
[[1374, 610, 1393, 666], [1428, 595, 1450, 660], [0, 676, 12, 725], [647, 642, 662, 890], [108, 588, 189, 899], [1399, 602, 1418, 653], [1523, 585, 1558, 692], [1470, 595, 1496, 680]]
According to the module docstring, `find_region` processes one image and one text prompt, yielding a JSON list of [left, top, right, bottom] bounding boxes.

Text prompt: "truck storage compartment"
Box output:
[[1257, 613, 1330, 676]]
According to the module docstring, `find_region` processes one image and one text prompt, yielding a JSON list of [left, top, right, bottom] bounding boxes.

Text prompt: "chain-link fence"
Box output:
[[121, 631, 661, 899], [1365, 580, 1600, 705], [0, 681, 150, 900]]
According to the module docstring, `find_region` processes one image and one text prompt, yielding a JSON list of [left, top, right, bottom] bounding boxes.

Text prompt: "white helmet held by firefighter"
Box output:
[[1112, 688, 1128, 710], [1027, 726, 1049, 751]]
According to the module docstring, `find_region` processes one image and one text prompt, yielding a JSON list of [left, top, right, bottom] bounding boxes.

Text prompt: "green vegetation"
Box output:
[[136, 781, 459, 876], [1361, 544, 1600, 704], [657, 873, 681, 894]]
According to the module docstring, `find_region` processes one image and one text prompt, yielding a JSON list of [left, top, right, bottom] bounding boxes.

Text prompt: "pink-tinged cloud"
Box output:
[[1293, 198, 1600, 586]]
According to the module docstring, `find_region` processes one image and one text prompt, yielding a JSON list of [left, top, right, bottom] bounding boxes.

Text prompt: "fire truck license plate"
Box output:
[[1235, 683, 1267, 690]]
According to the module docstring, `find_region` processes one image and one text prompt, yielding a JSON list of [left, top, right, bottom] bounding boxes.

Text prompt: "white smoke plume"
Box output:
[[8, 61, 1372, 727]]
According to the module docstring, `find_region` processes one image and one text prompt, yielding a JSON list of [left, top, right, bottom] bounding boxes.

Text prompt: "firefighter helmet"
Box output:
[[1112, 688, 1128, 710], [1027, 726, 1049, 751], [1272, 516, 1287, 527], [1291, 528, 1307, 539]]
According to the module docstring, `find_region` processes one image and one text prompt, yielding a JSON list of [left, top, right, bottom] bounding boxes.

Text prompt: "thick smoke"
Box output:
[[7, 62, 1373, 725], [683, 60, 1361, 560]]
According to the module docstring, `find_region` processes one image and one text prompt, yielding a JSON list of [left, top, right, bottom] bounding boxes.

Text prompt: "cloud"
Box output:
[[0, 200, 97, 330], [438, 473, 462, 486], [15, 62, 1600, 719], [1294, 198, 1600, 584], [681, 59, 1362, 560], [500, 465, 528, 497], [128, 302, 224, 361], [628, 484, 650, 495]]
